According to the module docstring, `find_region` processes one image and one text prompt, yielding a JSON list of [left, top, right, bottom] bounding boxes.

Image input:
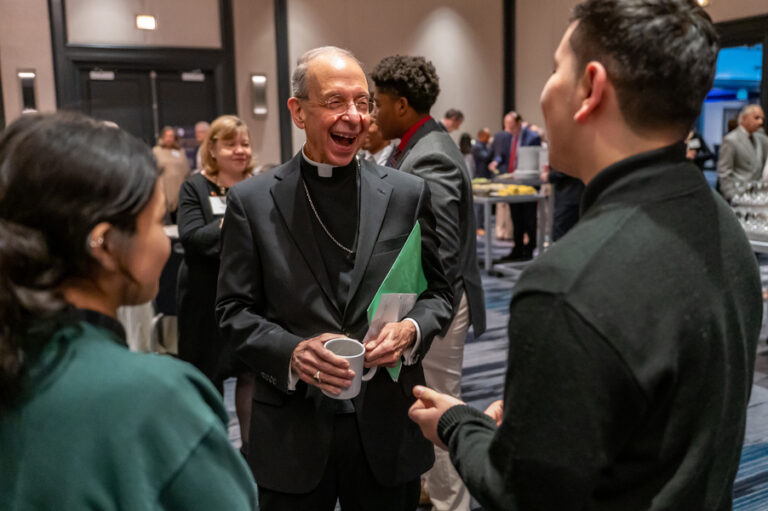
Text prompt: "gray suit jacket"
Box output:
[[717, 127, 768, 200], [216, 153, 453, 493], [394, 118, 486, 337]]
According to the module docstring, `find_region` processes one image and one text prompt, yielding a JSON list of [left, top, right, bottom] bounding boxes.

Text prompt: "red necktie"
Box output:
[[508, 135, 518, 173]]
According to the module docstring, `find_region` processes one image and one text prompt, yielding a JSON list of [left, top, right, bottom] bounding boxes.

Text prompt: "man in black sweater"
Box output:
[[409, 1, 762, 510]]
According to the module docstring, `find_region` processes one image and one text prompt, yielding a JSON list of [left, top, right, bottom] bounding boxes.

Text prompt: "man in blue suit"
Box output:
[[489, 111, 542, 261], [472, 128, 493, 180]]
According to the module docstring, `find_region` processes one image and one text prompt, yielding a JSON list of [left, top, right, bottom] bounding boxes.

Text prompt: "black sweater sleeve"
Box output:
[[438, 292, 645, 511]]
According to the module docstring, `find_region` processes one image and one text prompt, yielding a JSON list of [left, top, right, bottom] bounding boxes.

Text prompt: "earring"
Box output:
[[89, 236, 104, 249]]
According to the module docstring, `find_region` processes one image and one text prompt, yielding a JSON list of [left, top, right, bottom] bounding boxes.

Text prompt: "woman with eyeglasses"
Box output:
[[176, 114, 256, 455], [0, 113, 257, 510]]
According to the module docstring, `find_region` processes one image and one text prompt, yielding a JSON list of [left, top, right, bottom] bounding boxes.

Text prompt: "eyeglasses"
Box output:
[[302, 95, 373, 115]]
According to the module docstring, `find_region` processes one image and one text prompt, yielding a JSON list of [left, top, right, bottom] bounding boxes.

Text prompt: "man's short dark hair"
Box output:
[[371, 55, 440, 114], [570, 0, 718, 135], [445, 109, 464, 122]]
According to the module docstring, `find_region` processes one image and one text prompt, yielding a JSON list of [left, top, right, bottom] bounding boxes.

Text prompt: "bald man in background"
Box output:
[[717, 104, 768, 201]]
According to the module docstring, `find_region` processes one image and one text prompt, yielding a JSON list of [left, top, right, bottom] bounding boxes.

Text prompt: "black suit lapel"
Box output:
[[344, 161, 392, 318], [270, 155, 341, 317]]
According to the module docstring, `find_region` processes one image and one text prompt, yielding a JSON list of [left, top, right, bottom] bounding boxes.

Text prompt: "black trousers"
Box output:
[[511, 203, 537, 252], [258, 414, 421, 511]]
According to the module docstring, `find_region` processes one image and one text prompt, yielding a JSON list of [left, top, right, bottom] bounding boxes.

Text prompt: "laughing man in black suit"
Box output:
[[216, 46, 453, 510]]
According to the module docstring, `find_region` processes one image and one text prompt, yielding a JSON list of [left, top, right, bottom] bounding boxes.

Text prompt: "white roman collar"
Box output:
[[301, 146, 335, 177]]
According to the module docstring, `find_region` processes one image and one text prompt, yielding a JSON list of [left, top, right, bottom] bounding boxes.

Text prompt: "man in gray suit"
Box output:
[[717, 104, 768, 201], [372, 54, 486, 511]]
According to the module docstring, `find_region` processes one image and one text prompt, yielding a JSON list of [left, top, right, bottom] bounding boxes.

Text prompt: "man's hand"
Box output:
[[488, 160, 499, 173], [290, 333, 354, 395], [408, 385, 465, 450], [540, 164, 550, 183], [364, 320, 416, 368], [484, 400, 504, 426]]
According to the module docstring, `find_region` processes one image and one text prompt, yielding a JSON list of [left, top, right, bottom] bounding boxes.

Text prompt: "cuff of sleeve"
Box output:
[[438, 404, 491, 445], [401, 318, 422, 366], [287, 365, 299, 391]]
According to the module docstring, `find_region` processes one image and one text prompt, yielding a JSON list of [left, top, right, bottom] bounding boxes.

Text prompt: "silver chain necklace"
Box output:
[[301, 159, 359, 254]]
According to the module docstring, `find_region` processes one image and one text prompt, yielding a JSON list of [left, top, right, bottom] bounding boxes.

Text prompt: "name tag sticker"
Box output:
[[209, 196, 227, 215], [172, 150, 181, 158]]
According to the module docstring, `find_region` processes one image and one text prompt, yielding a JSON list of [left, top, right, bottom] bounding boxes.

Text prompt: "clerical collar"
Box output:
[[301, 147, 348, 178]]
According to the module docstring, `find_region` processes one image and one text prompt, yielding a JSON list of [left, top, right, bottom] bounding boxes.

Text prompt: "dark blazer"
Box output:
[[491, 126, 542, 174], [216, 153, 453, 493], [394, 118, 486, 337], [472, 140, 493, 180], [176, 173, 227, 382]]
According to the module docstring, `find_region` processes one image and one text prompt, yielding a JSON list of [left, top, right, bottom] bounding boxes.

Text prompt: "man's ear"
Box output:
[[87, 222, 120, 272], [574, 61, 607, 123], [396, 96, 409, 118], [287, 97, 306, 129]]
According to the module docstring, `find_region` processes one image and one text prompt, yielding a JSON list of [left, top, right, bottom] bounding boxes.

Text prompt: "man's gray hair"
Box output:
[[291, 46, 365, 99], [739, 104, 762, 122]]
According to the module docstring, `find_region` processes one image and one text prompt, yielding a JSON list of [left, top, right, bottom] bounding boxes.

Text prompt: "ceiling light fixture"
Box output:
[[136, 15, 157, 30], [697, 0, 710, 6]]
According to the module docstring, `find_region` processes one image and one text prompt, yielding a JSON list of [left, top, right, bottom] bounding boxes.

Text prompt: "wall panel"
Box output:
[[286, 0, 504, 153]]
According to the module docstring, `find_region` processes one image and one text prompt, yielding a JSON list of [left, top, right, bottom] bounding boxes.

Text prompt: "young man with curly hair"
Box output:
[[372, 55, 486, 511]]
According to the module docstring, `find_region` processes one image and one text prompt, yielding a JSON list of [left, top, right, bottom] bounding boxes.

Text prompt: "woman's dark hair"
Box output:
[[371, 55, 440, 114], [459, 133, 473, 155], [0, 112, 158, 407]]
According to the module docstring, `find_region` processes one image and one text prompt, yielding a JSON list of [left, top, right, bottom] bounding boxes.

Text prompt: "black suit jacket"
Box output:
[[176, 173, 226, 381], [472, 141, 492, 180], [394, 118, 485, 336], [216, 153, 453, 493]]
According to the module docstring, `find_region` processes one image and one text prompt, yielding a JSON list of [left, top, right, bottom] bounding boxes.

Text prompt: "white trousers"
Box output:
[[495, 202, 513, 240], [422, 292, 471, 511]]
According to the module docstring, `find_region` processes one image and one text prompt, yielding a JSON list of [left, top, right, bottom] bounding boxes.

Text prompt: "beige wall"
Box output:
[[66, 0, 221, 48], [515, 0, 573, 133], [232, 0, 282, 165], [514, 0, 768, 136], [707, 0, 768, 22], [0, 0, 57, 123], [286, 0, 504, 152]]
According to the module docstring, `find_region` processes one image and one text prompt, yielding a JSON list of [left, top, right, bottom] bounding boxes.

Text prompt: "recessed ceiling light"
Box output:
[[136, 15, 157, 30]]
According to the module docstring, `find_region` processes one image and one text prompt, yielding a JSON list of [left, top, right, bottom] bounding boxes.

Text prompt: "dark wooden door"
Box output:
[[79, 69, 155, 145]]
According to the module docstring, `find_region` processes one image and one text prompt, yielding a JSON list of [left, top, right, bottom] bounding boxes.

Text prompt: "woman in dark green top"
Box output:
[[0, 113, 258, 510]]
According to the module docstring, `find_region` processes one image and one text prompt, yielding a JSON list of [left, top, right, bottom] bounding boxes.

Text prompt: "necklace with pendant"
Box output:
[[302, 159, 359, 255]]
